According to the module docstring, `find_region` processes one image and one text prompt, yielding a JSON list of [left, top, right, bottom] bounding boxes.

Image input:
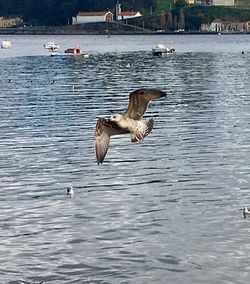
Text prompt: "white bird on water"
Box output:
[[243, 207, 250, 219], [94, 88, 167, 165], [67, 186, 74, 198]]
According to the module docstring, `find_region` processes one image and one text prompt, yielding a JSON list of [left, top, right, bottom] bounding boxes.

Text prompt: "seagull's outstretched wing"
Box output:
[[94, 117, 129, 165], [123, 89, 167, 120]]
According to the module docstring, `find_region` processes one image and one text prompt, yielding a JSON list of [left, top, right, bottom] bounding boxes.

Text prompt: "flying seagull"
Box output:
[[94, 88, 167, 165]]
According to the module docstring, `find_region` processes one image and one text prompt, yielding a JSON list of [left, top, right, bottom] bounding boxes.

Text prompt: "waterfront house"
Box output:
[[201, 19, 250, 32], [72, 11, 113, 25], [0, 16, 23, 27], [210, 19, 223, 31]]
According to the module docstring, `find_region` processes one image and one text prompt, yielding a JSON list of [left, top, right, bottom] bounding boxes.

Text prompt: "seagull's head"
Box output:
[[110, 114, 123, 122]]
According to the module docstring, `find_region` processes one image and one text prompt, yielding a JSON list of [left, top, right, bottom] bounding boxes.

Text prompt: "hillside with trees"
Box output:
[[0, 0, 249, 30], [126, 0, 250, 32], [184, 5, 250, 30], [0, 0, 157, 26]]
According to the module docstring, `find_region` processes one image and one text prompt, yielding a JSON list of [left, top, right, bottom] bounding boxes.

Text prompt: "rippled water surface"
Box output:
[[0, 34, 250, 284]]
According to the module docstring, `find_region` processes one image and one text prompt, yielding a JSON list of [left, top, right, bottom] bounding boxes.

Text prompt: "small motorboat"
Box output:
[[64, 46, 89, 58], [152, 44, 175, 56], [50, 46, 89, 58], [1, 40, 12, 49], [44, 42, 60, 52]]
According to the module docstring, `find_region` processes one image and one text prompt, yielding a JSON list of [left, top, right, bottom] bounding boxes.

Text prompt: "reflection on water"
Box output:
[[0, 38, 250, 283]]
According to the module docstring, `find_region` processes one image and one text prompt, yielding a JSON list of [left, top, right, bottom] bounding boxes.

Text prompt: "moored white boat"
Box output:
[[44, 42, 60, 51], [152, 44, 175, 56], [1, 40, 12, 49]]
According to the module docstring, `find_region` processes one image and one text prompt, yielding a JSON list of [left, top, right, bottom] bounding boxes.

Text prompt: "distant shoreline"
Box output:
[[0, 27, 249, 36]]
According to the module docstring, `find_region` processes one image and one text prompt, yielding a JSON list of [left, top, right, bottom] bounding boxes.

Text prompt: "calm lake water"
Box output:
[[0, 34, 250, 284]]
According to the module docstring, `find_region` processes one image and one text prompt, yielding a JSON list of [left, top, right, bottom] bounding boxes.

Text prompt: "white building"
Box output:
[[72, 11, 113, 25], [210, 19, 223, 31], [213, 0, 235, 5], [195, 0, 235, 5], [117, 11, 142, 21]]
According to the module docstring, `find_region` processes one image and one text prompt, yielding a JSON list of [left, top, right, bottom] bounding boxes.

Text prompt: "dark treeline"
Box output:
[[0, 0, 157, 26]]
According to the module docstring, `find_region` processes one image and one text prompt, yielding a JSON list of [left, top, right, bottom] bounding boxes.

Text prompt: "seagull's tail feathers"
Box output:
[[131, 118, 154, 142]]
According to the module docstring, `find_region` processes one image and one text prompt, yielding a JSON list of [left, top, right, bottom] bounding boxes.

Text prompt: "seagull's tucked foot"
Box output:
[[131, 135, 141, 143]]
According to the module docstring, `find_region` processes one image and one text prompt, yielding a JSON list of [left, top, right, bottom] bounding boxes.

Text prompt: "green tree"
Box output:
[[173, 14, 178, 30], [178, 9, 185, 29], [156, 0, 175, 12], [166, 11, 173, 30], [175, 0, 188, 8]]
